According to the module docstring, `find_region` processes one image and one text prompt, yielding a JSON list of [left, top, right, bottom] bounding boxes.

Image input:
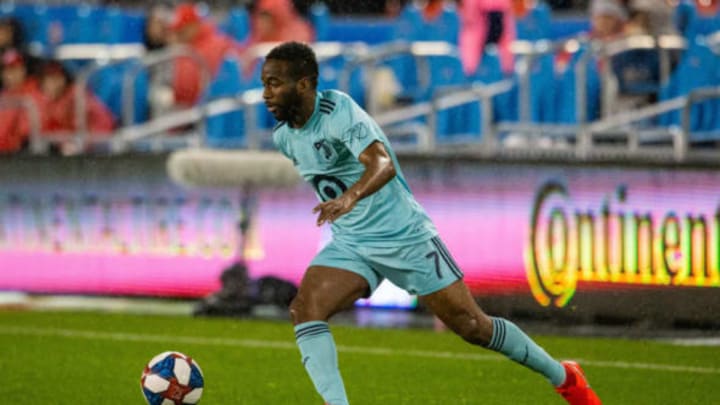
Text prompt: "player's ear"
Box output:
[[297, 76, 311, 92]]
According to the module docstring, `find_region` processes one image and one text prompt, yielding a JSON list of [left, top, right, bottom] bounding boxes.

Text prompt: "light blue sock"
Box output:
[[294, 321, 349, 405], [487, 317, 566, 386]]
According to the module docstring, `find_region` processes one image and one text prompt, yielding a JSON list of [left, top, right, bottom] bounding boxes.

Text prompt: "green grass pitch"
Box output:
[[0, 310, 718, 404]]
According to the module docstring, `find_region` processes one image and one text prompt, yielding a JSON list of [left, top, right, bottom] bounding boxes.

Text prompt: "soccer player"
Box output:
[[262, 41, 601, 405]]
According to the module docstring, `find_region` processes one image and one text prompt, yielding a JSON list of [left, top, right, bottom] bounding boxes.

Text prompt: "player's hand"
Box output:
[[312, 194, 357, 226]]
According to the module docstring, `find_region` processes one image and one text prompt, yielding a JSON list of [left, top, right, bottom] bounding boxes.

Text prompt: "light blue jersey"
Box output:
[[273, 90, 437, 247]]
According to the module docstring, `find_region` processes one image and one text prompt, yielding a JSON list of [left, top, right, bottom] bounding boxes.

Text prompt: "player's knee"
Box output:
[[289, 294, 325, 325], [288, 296, 307, 324]]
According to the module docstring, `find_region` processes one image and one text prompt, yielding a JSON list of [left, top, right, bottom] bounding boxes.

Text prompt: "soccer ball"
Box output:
[[141, 351, 204, 405]]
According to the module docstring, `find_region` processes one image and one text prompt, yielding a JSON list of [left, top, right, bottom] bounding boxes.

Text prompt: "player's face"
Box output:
[[261, 59, 302, 123]]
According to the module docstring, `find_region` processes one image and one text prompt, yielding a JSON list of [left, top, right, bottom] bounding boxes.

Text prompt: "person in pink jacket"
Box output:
[[459, 0, 517, 76], [170, 3, 239, 107]]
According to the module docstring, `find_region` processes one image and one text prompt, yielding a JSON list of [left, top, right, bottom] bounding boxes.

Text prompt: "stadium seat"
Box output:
[[310, 3, 331, 42], [471, 46, 503, 84], [436, 98, 482, 142], [58, 4, 102, 44], [318, 53, 366, 107], [429, 54, 479, 140], [470, 46, 513, 124], [516, 2, 551, 41], [420, 4, 459, 44], [8, 4, 51, 51], [394, 4, 424, 41], [88, 60, 149, 125], [505, 52, 555, 123], [203, 56, 246, 148], [658, 40, 719, 138], [220, 7, 250, 42], [384, 4, 424, 99], [675, 1, 720, 39], [102, 7, 144, 44], [554, 48, 601, 124]]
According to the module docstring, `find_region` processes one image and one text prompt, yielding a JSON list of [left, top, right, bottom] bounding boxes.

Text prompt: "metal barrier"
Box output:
[[111, 89, 266, 152], [337, 40, 459, 105], [55, 43, 146, 62], [374, 79, 515, 151], [12, 36, 717, 163], [578, 86, 720, 161], [110, 46, 211, 152], [121, 46, 210, 128]]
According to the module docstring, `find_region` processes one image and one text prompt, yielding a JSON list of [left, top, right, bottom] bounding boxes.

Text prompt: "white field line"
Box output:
[[662, 337, 720, 347], [0, 325, 718, 375]]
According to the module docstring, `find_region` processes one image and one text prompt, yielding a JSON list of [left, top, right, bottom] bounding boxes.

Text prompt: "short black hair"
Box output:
[[265, 41, 318, 86], [0, 17, 25, 49]]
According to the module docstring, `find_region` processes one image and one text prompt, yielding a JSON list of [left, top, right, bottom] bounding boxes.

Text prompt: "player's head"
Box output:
[[261, 41, 318, 123]]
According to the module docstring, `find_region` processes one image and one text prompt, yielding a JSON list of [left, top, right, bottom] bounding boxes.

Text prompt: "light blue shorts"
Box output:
[[310, 236, 464, 296]]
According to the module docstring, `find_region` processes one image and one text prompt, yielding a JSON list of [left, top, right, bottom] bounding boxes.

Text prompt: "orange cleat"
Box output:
[[555, 361, 602, 405]]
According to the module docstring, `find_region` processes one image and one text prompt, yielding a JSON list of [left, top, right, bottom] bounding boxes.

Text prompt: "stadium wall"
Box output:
[[1, 154, 718, 327]]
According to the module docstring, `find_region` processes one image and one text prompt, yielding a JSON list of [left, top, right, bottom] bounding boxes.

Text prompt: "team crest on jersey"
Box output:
[[313, 139, 338, 163]]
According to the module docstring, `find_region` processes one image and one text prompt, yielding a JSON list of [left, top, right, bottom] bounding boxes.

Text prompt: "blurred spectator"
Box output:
[[511, 0, 533, 17], [599, 0, 678, 116], [0, 17, 24, 55], [38, 60, 115, 137], [244, 0, 314, 46], [624, 0, 676, 37], [0, 17, 41, 87], [418, 0, 447, 20], [239, 0, 315, 77], [0, 49, 43, 153], [459, 0, 516, 75], [695, 0, 719, 16], [143, 4, 176, 119], [170, 2, 239, 107], [589, 0, 628, 42], [385, 0, 409, 17], [143, 4, 172, 52]]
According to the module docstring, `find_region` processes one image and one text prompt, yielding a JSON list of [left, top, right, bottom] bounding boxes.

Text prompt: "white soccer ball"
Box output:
[[141, 351, 204, 405]]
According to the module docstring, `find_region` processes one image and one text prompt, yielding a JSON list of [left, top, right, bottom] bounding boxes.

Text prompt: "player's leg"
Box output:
[[420, 280, 601, 404], [290, 239, 380, 405], [419, 280, 565, 384], [290, 265, 369, 324], [291, 265, 369, 405]]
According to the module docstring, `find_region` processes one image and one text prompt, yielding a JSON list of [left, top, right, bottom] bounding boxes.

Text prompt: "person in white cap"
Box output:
[[589, 0, 628, 41]]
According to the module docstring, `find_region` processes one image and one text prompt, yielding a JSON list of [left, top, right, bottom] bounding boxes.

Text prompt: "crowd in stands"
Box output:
[[0, 0, 718, 154], [0, 37, 114, 154]]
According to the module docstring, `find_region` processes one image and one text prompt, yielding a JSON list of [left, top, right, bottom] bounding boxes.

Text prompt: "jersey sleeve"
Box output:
[[329, 95, 384, 158]]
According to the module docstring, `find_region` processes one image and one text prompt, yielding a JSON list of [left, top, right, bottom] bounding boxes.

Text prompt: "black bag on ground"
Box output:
[[193, 262, 253, 317], [253, 276, 298, 308]]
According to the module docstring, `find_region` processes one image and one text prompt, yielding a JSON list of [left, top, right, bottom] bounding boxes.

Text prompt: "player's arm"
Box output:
[[313, 140, 396, 226]]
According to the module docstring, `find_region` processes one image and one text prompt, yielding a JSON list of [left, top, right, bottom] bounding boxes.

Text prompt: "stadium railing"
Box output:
[[6, 32, 719, 164]]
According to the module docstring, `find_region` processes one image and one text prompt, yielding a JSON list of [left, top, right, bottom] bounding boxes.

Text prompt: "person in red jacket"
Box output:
[[169, 3, 239, 107], [246, 0, 314, 45], [38, 60, 115, 137], [0, 49, 43, 153], [239, 0, 315, 78]]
